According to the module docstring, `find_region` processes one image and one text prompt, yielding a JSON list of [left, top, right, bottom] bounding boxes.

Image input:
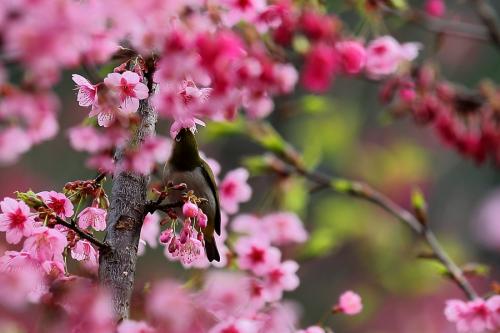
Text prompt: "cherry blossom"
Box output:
[[72, 74, 98, 107], [78, 206, 107, 231], [23, 226, 67, 262], [0, 197, 35, 244], [146, 280, 199, 333], [445, 297, 500, 333], [425, 0, 445, 17], [209, 317, 261, 333], [234, 237, 281, 275], [37, 191, 74, 218], [71, 240, 98, 266], [262, 260, 300, 301], [138, 212, 160, 255], [301, 43, 338, 92], [336, 40, 366, 75], [296, 326, 326, 333], [117, 320, 156, 333], [220, 168, 252, 214], [182, 201, 199, 218], [262, 212, 308, 245], [336, 291, 363, 315], [103, 71, 149, 114], [365, 36, 421, 78]]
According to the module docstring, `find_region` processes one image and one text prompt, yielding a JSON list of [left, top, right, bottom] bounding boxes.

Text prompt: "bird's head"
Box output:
[[170, 128, 200, 170]]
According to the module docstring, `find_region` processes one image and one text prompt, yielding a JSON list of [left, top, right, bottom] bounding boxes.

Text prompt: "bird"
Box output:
[[163, 127, 221, 262]]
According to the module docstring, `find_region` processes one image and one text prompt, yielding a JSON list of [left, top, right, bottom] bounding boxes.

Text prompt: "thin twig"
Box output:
[[55, 216, 108, 249], [147, 201, 184, 214], [247, 122, 479, 300], [288, 160, 478, 299], [384, 7, 491, 42], [470, 0, 500, 47]]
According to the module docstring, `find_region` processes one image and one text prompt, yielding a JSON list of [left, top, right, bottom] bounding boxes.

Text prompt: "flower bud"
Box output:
[[182, 201, 198, 218]]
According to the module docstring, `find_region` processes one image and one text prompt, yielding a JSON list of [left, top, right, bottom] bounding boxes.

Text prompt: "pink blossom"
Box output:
[[72, 74, 98, 107], [0, 261, 45, 309], [178, 237, 204, 267], [117, 320, 155, 333], [103, 71, 149, 114], [0, 197, 35, 244], [220, 0, 267, 27], [170, 117, 206, 139], [365, 36, 421, 78], [78, 206, 107, 231], [68, 126, 105, 154], [301, 43, 338, 92], [42, 260, 65, 279], [220, 168, 252, 214], [425, 0, 445, 17], [336, 40, 366, 74], [0, 126, 32, 164], [337, 291, 363, 315], [235, 237, 281, 275], [262, 212, 308, 245], [159, 228, 173, 245], [199, 271, 254, 319], [71, 240, 98, 266], [445, 297, 500, 332], [139, 212, 160, 255], [146, 280, 196, 332], [128, 135, 172, 174], [231, 214, 263, 236], [183, 201, 199, 218], [37, 191, 74, 218], [209, 317, 261, 333], [198, 210, 208, 228], [296, 326, 325, 333], [262, 260, 300, 301], [23, 226, 68, 262]]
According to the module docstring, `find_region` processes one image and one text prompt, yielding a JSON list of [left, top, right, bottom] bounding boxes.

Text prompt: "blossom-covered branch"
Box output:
[[53, 215, 107, 249]]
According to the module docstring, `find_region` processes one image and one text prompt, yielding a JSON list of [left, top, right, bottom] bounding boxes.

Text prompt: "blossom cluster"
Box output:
[[0, 0, 423, 169], [380, 64, 500, 165], [445, 296, 500, 332], [0, 190, 104, 303]]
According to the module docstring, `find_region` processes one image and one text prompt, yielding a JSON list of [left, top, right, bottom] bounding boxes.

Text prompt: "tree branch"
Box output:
[[55, 216, 107, 249], [247, 122, 479, 300], [471, 0, 500, 47], [98, 63, 157, 320]]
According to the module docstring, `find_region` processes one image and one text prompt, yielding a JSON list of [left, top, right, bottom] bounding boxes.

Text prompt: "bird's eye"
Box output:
[[175, 136, 181, 142]]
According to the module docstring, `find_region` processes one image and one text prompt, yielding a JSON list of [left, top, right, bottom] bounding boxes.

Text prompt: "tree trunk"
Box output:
[[98, 90, 157, 320]]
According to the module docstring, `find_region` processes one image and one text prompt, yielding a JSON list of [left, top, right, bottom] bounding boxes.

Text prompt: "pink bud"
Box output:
[[197, 210, 208, 229], [399, 87, 416, 103], [168, 236, 179, 254], [337, 40, 366, 75], [179, 222, 191, 244], [337, 291, 363, 315], [182, 201, 198, 218], [425, 0, 445, 18], [197, 232, 204, 242], [159, 229, 173, 244]]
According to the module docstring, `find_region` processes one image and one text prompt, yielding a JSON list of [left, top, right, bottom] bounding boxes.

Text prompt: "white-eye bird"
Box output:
[[163, 128, 221, 261]]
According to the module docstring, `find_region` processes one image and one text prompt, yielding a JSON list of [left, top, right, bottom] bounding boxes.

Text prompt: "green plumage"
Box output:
[[165, 128, 221, 262]]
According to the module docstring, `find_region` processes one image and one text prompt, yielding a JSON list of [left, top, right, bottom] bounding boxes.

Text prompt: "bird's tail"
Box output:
[[204, 236, 220, 262]]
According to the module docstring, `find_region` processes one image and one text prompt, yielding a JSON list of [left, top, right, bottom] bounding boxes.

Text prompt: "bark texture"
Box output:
[[98, 92, 157, 320]]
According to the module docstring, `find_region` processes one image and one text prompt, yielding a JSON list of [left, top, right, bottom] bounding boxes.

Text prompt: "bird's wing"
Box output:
[[199, 158, 221, 235]]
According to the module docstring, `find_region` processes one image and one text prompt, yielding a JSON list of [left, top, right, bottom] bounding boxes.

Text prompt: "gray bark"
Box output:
[[98, 91, 157, 320]]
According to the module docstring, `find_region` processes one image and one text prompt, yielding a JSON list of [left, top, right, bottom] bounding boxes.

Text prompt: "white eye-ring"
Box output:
[[175, 136, 181, 142]]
